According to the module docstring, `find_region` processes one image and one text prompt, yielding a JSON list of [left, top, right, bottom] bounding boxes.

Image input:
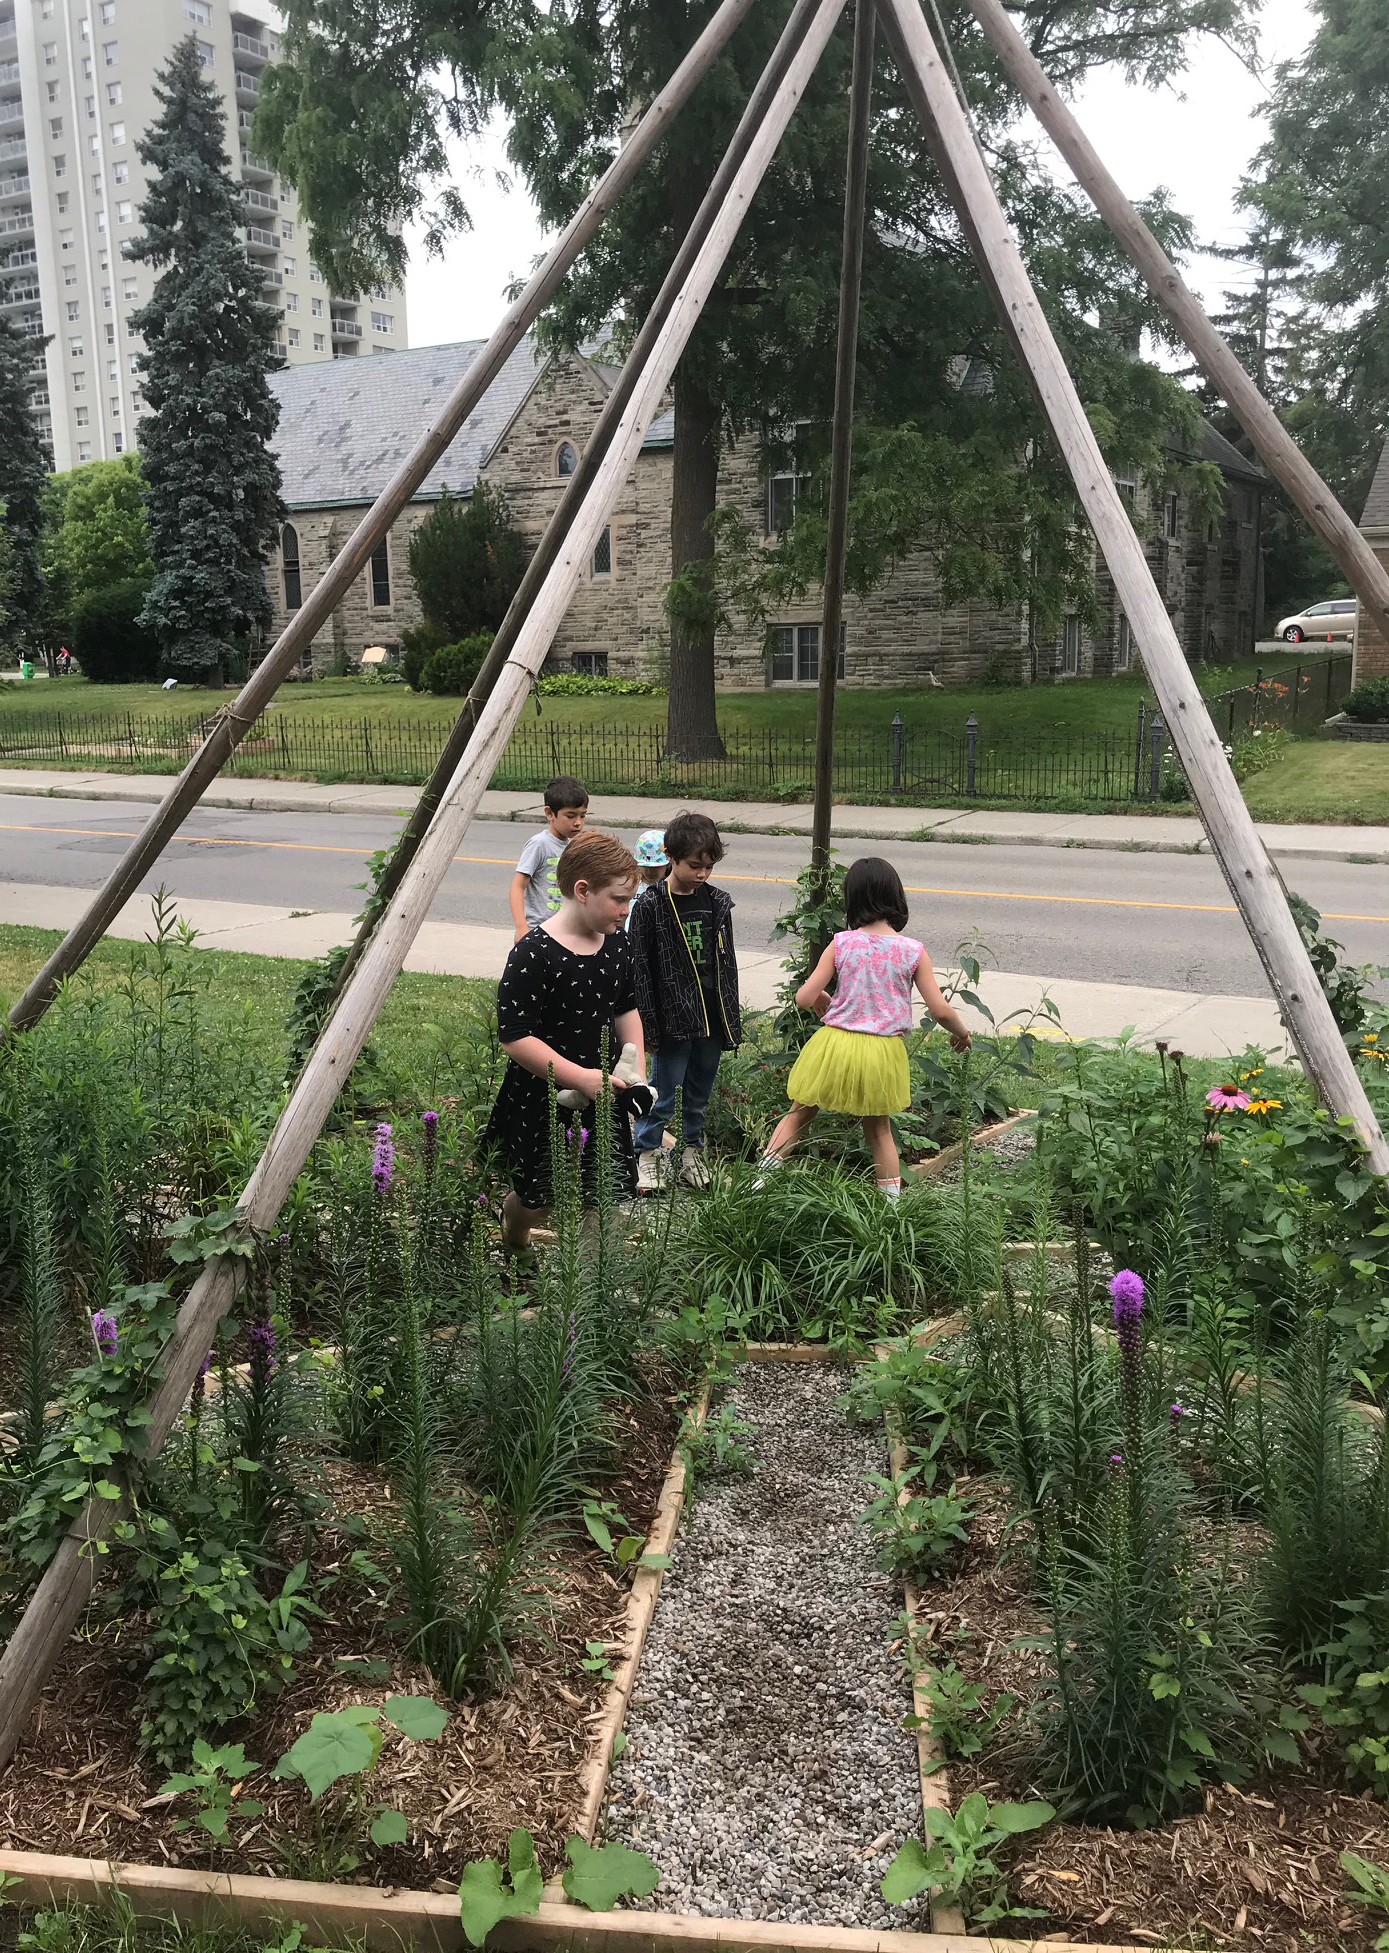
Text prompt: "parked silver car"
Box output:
[[1275, 598, 1356, 642]]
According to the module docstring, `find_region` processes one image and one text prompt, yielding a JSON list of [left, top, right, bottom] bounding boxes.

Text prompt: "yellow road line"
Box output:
[[2, 820, 1387, 926]]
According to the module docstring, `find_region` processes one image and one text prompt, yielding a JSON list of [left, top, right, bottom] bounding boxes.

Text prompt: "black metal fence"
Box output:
[[0, 653, 1351, 803]]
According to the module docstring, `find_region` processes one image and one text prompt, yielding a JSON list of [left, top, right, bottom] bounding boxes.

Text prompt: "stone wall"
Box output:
[[262, 351, 1261, 687], [1354, 539, 1389, 685]]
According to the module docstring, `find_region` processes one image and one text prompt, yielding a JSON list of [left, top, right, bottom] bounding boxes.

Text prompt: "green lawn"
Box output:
[[0, 650, 1320, 739], [1241, 738, 1389, 826]]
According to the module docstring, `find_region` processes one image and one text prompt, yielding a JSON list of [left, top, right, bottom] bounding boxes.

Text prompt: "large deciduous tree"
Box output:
[[1241, 0, 1389, 519], [259, 0, 1251, 751], [0, 311, 50, 655], [130, 36, 284, 686], [43, 455, 154, 632]]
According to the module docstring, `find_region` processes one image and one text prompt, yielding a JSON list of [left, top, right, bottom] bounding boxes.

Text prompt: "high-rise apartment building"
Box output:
[[0, 0, 407, 473]]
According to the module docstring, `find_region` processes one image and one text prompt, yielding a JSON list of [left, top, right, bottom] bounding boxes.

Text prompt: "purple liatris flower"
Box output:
[[476, 1193, 488, 1209], [249, 1317, 277, 1380], [422, 1109, 439, 1163], [578, 1126, 589, 1153], [199, 1353, 212, 1378], [1108, 1451, 1124, 1471], [1169, 1400, 1187, 1429], [422, 1109, 439, 1135], [1109, 1269, 1145, 1362], [371, 1121, 395, 1192], [90, 1308, 118, 1357]]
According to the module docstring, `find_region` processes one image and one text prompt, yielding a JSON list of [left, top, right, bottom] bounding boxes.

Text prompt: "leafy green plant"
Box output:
[[905, 1657, 1014, 1765], [273, 1696, 448, 1876], [1341, 1851, 1389, 1948], [880, 1794, 1055, 1925], [456, 1830, 660, 1947], [133, 1532, 323, 1768], [677, 1403, 758, 1492], [582, 1497, 670, 1572], [159, 1741, 263, 1841], [860, 1472, 972, 1578]]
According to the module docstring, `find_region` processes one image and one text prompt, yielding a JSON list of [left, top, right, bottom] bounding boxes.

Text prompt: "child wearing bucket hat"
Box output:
[[626, 829, 670, 929]]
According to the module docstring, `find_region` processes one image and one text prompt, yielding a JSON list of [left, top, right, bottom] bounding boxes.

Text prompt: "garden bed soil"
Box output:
[[918, 1475, 1389, 1952], [0, 1389, 679, 1887]]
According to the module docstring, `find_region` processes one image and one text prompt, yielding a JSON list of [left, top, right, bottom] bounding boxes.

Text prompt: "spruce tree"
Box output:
[[129, 36, 284, 685], [0, 310, 50, 655]]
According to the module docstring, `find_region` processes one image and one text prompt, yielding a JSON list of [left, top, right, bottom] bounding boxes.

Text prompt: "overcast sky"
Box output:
[[401, 0, 1316, 351]]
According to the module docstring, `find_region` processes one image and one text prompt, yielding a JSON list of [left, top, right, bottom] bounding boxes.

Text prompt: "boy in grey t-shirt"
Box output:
[[508, 774, 589, 938]]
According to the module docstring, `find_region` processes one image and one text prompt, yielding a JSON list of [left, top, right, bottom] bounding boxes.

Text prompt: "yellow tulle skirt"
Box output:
[[786, 1025, 911, 1117]]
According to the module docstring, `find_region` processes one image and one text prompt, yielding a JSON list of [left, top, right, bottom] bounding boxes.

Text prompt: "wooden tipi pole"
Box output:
[[326, 0, 834, 1005], [4, 0, 758, 1037], [807, 0, 876, 921], [881, 0, 1389, 1175], [0, 0, 848, 1772], [960, 0, 1389, 654]]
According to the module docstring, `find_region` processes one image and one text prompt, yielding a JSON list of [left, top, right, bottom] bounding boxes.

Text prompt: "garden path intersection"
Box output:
[[1, 782, 1386, 1057]]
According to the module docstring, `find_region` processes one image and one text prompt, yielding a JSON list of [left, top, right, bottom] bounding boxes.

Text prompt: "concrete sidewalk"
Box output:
[[0, 879, 1291, 1061], [0, 764, 1383, 865]]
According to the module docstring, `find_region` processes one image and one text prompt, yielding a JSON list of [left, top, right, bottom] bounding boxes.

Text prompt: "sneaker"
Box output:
[[679, 1145, 710, 1190], [636, 1149, 667, 1195]]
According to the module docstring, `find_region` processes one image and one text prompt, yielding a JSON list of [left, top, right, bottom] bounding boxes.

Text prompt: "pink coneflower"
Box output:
[[1205, 1083, 1251, 1113]]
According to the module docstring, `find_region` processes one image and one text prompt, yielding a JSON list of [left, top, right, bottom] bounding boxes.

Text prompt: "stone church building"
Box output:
[[262, 336, 1263, 687], [1355, 437, 1389, 685]]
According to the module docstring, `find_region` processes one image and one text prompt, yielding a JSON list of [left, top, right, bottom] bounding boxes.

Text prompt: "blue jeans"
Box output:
[[633, 1037, 723, 1153]]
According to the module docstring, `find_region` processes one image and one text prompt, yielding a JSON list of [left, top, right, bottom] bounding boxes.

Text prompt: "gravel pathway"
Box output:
[[603, 1360, 929, 1930]]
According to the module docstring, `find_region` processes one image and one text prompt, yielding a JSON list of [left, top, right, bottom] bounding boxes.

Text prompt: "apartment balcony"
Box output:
[[0, 59, 20, 94], [29, 389, 49, 410], [0, 171, 28, 199], [0, 279, 39, 305], [240, 148, 274, 180], [0, 205, 35, 236], [330, 316, 363, 341], [17, 314, 44, 337], [0, 104, 24, 130], [234, 70, 260, 103], [6, 244, 37, 267], [0, 135, 24, 162], [242, 223, 278, 255], [241, 186, 278, 215], [231, 30, 272, 63]]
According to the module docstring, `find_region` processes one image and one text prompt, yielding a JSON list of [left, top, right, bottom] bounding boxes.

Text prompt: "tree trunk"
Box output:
[[665, 367, 725, 758]]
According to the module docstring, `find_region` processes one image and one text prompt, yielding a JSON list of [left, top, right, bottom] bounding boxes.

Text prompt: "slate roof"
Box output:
[[1165, 419, 1266, 486], [1362, 436, 1389, 531], [269, 337, 677, 508], [268, 337, 546, 509]]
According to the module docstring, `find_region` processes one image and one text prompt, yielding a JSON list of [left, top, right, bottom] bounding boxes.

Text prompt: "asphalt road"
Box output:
[[1, 789, 1387, 993]]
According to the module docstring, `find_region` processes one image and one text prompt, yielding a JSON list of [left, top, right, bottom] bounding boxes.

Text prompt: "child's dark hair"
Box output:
[[845, 856, 908, 932], [544, 774, 589, 813], [663, 810, 725, 865]]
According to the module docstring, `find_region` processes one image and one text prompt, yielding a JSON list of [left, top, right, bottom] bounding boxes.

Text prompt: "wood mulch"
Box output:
[[916, 1477, 1389, 1951], [0, 1388, 678, 1888]]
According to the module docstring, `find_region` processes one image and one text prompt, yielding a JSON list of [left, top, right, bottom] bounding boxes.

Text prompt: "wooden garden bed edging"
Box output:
[[0, 1848, 1155, 1952], [912, 1113, 1035, 1183]]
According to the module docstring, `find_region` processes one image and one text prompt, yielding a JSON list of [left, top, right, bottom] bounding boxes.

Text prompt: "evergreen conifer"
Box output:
[[129, 36, 284, 684], [0, 310, 51, 653]]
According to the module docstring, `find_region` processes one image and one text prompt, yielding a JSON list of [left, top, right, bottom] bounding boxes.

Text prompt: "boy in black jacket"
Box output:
[[629, 810, 741, 1190]]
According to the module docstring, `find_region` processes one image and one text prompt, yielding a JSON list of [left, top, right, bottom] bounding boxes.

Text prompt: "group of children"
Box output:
[[487, 773, 971, 1255]]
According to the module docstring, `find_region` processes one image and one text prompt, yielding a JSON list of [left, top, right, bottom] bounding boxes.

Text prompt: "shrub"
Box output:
[[421, 633, 491, 697], [401, 620, 449, 691], [70, 577, 159, 682], [1344, 675, 1389, 723], [537, 672, 663, 698], [407, 483, 525, 642]]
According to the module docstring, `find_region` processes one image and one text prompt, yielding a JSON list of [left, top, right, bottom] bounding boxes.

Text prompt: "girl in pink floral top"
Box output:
[[759, 857, 971, 1199]]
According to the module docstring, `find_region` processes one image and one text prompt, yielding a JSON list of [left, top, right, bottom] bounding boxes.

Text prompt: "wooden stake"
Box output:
[[326, 0, 835, 1007], [809, 0, 876, 921], [880, 0, 1389, 1177], [959, 0, 1389, 657], [0, 0, 848, 1774], [3, 0, 759, 1038]]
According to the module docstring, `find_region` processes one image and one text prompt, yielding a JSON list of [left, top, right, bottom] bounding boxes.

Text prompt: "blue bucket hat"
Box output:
[[634, 828, 669, 867]]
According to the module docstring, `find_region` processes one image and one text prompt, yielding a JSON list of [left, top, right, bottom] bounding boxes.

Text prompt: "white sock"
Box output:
[[877, 1178, 901, 1201], [756, 1152, 786, 1172]]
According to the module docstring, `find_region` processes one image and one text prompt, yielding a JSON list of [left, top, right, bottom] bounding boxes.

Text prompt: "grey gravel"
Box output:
[[930, 1118, 1037, 1185], [603, 1361, 929, 1930]]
